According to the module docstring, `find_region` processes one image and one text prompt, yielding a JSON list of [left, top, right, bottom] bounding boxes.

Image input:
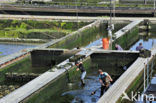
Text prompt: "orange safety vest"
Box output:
[[102, 38, 109, 49]]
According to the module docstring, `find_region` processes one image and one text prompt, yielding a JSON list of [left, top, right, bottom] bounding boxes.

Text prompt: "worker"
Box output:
[[98, 69, 113, 97], [115, 44, 123, 50], [136, 43, 144, 51], [102, 38, 109, 50], [75, 62, 86, 86]]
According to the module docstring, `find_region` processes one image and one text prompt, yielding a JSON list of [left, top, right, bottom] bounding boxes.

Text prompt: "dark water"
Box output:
[[61, 36, 156, 103], [59, 39, 109, 103], [0, 43, 36, 56], [62, 75, 101, 103]]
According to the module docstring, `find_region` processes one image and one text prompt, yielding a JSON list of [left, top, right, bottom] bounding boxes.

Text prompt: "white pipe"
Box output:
[[146, 59, 149, 87], [144, 63, 146, 92]]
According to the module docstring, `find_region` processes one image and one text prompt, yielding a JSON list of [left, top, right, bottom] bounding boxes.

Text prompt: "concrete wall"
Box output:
[[23, 51, 140, 103], [117, 56, 156, 103], [22, 57, 92, 103], [0, 20, 101, 68], [97, 45, 156, 103], [0, 20, 142, 103], [113, 20, 141, 50], [90, 51, 139, 76], [115, 27, 139, 50], [31, 49, 80, 67], [48, 20, 107, 49]]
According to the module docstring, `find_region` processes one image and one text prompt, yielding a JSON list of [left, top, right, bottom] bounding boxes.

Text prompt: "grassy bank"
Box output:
[[0, 20, 90, 39]]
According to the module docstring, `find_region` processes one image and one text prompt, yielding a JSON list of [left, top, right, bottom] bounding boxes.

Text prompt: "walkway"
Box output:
[[1, 15, 156, 22]]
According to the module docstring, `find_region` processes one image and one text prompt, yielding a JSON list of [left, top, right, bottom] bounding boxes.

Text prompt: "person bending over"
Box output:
[[115, 44, 123, 50], [136, 43, 144, 51], [98, 69, 113, 97], [76, 62, 86, 86]]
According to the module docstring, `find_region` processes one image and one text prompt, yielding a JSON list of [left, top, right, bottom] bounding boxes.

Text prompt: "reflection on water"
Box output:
[[78, 38, 102, 55], [0, 43, 36, 56], [85, 38, 102, 48], [130, 39, 156, 51]]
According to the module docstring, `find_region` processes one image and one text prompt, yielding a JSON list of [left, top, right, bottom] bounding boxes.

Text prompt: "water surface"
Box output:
[[130, 39, 156, 50], [0, 43, 36, 56]]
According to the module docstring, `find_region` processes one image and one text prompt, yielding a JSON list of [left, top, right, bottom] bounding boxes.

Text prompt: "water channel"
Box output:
[[1, 22, 156, 103], [26, 33, 156, 103], [0, 43, 36, 57]]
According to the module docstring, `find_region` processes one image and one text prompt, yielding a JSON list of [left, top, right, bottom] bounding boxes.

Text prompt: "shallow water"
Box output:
[[63, 39, 102, 102], [61, 36, 156, 103], [59, 38, 112, 103], [62, 76, 101, 103], [130, 38, 156, 51], [0, 43, 36, 56]]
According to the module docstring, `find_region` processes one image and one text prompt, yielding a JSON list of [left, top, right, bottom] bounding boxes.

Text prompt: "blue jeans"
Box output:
[[81, 71, 86, 80]]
